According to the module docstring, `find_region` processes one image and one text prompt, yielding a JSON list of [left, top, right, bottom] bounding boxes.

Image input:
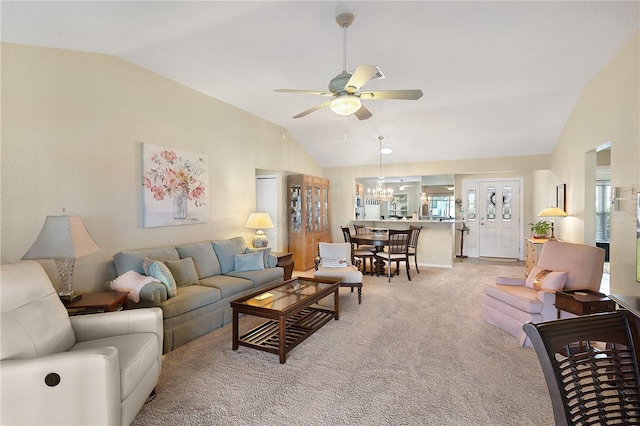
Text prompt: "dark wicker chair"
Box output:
[[523, 311, 640, 426]]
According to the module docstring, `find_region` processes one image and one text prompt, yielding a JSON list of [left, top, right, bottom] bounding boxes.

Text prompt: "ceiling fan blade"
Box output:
[[360, 89, 423, 100], [344, 65, 380, 94], [354, 104, 372, 121], [292, 100, 332, 118], [275, 89, 333, 96]]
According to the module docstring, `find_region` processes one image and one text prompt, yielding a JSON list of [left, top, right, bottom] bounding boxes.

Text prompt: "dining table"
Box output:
[[350, 233, 389, 276]]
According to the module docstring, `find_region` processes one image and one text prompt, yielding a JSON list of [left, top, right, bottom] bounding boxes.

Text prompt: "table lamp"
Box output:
[[22, 214, 102, 302], [245, 212, 274, 248], [537, 207, 568, 240]]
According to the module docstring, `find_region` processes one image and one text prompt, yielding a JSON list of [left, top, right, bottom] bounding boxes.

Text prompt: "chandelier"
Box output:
[[366, 136, 394, 202]]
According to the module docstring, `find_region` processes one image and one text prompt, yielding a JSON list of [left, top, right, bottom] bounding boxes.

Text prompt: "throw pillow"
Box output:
[[244, 247, 271, 268], [143, 257, 177, 297], [525, 267, 568, 291], [321, 258, 348, 268], [234, 252, 265, 272], [110, 270, 160, 303], [165, 257, 200, 287]]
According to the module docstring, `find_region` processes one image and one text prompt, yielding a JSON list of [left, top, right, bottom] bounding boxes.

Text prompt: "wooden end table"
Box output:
[[272, 251, 294, 280], [555, 289, 615, 318], [63, 291, 128, 316]]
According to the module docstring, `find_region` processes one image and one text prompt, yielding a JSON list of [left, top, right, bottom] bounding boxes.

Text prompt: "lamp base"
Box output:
[[252, 230, 269, 248], [59, 293, 82, 303]]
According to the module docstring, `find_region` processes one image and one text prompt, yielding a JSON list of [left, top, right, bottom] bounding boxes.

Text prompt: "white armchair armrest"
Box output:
[[70, 307, 163, 344], [0, 348, 121, 425], [496, 276, 526, 286]]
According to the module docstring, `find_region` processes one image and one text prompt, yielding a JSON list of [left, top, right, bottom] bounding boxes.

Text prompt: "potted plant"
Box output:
[[529, 220, 551, 239]]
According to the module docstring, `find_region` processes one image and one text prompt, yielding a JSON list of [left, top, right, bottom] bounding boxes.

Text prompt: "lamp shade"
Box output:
[[22, 215, 102, 260], [330, 94, 361, 116], [244, 212, 274, 230], [537, 207, 568, 218]]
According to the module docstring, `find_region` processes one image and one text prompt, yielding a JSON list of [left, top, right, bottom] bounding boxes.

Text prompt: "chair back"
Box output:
[[387, 229, 410, 254], [536, 240, 605, 291], [318, 242, 354, 266], [354, 225, 372, 235], [1, 261, 76, 360], [340, 226, 352, 243], [523, 311, 640, 426], [409, 225, 422, 248]]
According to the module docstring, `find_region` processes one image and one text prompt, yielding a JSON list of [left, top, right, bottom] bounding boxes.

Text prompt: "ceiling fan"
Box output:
[[275, 13, 423, 120]]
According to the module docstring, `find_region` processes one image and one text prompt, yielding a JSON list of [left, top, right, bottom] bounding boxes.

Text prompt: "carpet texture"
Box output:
[[132, 262, 553, 425]]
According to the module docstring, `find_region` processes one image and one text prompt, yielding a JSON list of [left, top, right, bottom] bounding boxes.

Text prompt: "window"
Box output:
[[595, 181, 610, 242]]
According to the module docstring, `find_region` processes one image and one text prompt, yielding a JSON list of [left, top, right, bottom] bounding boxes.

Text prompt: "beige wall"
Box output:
[[1, 43, 322, 292], [550, 32, 639, 295], [324, 155, 551, 249]]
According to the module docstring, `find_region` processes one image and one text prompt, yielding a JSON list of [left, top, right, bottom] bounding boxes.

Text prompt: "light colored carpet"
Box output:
[[132, 262, 553, 425]]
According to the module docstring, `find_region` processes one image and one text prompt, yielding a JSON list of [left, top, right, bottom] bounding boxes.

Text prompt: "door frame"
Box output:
[[461, 177, 524, 259]]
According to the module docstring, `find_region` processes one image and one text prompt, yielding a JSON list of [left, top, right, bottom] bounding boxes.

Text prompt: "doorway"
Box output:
[[256, 175, 279, 250]]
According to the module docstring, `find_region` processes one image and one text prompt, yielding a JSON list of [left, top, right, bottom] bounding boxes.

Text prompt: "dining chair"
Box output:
[[341, 226, 375, 275], [408, 225, 423, 274], [375, 229, 411, 282], [523, 311, 640, 425], [353, 225, 376, 252]]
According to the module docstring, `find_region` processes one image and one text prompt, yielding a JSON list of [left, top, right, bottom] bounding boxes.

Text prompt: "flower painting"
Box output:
[[142, 143, 209, 227]]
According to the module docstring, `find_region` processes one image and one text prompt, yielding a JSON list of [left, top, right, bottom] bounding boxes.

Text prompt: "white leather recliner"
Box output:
[[482, 240, 605, 347], [0, 261, 163, 425]]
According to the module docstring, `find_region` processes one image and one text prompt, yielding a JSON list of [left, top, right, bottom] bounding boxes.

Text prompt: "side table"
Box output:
[[555, 289, 616, 318], [272, 251, 294, 280], [64, 291, 128, 316]]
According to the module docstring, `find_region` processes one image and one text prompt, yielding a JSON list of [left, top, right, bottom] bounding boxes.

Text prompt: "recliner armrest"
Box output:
[[496, 276, 526, 286], [0, 347, 121, 425], [70, 307, 163, 346]]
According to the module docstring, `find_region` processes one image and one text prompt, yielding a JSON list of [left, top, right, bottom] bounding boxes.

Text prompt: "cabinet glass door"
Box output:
[[322, 186, 329, 231], [289, 184, 302, 233], [314, 184, 321, 232], [305, 183, 313, 232]]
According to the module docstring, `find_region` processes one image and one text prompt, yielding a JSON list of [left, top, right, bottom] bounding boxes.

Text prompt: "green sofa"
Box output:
[[107, 237, 284, 353]]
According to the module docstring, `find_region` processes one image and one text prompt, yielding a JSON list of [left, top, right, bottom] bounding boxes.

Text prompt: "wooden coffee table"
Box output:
[[230, 277, 340, 363]]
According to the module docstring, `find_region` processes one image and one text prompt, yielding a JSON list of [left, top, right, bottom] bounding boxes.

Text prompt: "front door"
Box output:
[[478, 180, 521, 258]]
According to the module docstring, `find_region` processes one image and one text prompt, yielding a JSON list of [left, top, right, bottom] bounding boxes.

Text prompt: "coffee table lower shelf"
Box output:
[[237, 307, 335, 357]]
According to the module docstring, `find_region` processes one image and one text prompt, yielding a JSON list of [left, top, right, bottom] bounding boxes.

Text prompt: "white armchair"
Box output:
[[314, 242, 363, 304], [482, 240, 605, 347], [1, 261, 163, 425]]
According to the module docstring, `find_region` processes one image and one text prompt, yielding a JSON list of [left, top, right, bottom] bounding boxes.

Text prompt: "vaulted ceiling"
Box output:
[[2, 1, 638, 168]]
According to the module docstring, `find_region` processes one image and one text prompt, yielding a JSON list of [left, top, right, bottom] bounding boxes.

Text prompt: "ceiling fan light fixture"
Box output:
[[380, 147, 393, 155], [330, 94, 361, 116]]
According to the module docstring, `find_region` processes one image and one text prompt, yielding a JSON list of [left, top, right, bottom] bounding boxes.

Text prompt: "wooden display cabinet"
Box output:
[[525, 237, 548, 277], [288, 174, 330, 271]]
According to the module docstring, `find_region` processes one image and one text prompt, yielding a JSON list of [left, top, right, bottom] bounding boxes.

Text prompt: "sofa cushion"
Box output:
[[165, 258, 200, 287], [114, 247, 180, 275], [212, 237, 248, 274], [199, 274, 253, 299], [143, 258, 177, 297], [483, 282, 543, 314], [176, 242, 221, 279], [234, 252, 265, 272], [227, 267, 284, 288], [70, 332, 158, 400], [525, 267, 568, 291], [157, 285, 222, 319]]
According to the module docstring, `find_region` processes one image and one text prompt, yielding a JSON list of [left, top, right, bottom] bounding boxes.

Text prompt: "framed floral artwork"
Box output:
[[142, 143, 209, 227]]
